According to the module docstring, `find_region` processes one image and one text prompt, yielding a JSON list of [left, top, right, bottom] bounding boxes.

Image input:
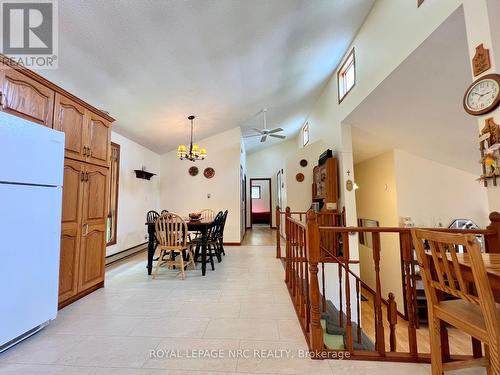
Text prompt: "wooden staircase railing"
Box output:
[[281, 207, 500, 362]]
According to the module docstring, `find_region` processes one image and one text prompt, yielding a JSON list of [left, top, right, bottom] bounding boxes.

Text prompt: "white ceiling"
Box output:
[[39, 0, 375, 154], [345, 7, 479, 174]]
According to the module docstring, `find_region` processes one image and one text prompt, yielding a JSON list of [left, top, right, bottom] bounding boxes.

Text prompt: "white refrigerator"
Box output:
[[0, 111, 65, 352]]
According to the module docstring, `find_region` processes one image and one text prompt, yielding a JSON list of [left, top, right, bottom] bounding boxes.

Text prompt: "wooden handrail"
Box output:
[[281, 208, 500, 362]]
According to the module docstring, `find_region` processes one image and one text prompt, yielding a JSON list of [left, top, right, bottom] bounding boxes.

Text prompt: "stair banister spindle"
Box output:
[[343, 231, 353, 352], [387, 292, 398, 352], [306, 210, 324, 355], [338, 262, 343, 328], [401, 231, 418, 358], [372, 232, 386, 356], [356, 278, 362, 344], [276, 206, 281, 258], [285, 207, 291, 285]]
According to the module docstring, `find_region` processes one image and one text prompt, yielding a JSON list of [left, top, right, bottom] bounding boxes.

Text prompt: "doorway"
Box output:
[[250, 178, 272, 227]]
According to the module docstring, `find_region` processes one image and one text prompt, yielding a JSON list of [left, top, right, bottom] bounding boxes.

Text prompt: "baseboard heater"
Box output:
[[106, 242, 148, 266]]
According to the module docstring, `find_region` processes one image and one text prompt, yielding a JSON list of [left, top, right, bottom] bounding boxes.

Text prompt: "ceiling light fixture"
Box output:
[[177, 115, 207, 162]]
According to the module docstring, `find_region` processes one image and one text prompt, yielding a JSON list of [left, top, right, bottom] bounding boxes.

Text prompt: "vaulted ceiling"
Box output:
[[40, 0, 375, 153], [345, 7, 479, 174]]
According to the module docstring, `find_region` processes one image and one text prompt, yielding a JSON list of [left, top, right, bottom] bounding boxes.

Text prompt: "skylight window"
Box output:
[[302, 122, 309, 146], [338, 49, 356, 103]]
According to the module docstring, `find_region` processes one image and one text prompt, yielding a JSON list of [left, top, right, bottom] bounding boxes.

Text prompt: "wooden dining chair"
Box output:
[[153, 213, 195, 279], [146, 210, 160, 223], [200, 208, 215, 220], [412, 229, 500, 375]]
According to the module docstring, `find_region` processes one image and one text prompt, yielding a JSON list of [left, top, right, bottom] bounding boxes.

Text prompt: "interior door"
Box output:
[[58, 159, 84, 303], [0, 68, 54, 127], [87, 112, 111, 167], [53, 93, 88, 161]]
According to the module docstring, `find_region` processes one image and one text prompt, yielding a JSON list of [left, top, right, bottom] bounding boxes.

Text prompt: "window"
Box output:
[[338, 48, 356, 103], [107, 142, 120, 246], [302, 122, 309, 146], [251, 185, 261, 199]]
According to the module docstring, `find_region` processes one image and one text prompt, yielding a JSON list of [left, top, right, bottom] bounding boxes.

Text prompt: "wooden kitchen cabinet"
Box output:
[[53, 93, 88, 161], [59, 159, 84, 303], [0, 53, 114, 308], [78, 223, 106, 291], [54, 94, 111, 167], [87, 112, 111, 167], [0, 68, 54, 127], [58, 160, 109, 304]]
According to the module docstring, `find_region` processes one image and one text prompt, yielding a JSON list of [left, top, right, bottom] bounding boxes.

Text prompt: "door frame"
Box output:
[[249, 178, 272, 228]]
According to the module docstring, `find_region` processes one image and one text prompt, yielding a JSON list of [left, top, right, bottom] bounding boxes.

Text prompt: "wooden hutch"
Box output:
[[0, 54, 114, 308], [312, 151, 343, 260]]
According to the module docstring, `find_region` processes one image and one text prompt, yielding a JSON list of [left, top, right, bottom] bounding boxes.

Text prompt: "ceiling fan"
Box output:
[[243, 109, 286, 143]]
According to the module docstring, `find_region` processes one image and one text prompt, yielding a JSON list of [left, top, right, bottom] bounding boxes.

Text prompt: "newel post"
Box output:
[[306, 209, 324, 355], [285, 207, 291, 284], [276, 206, 281, 258], [485, 212, 500, 254]]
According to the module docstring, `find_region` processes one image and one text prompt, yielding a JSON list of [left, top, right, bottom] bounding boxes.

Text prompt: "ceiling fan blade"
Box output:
[[267, 128, 284, 134], [252, 128, 265, 134], [269, 134, 286, 139], [243, 134, 262, 138], [260, 135, 268, 143]]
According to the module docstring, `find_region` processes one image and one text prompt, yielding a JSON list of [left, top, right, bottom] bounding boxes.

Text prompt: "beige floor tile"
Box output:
[[176, 302, 241, 319], [203, 318, 280, 340], [237, 340, 332, 375], [46, 314, 144, 336], [143, 337, 239, 372], [0, 364, 93, 375], [55, 336, 161, 368], [129, 317, 209, 338]]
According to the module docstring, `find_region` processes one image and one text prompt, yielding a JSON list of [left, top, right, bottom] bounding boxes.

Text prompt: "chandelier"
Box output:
[[177, 115, 207, 161]]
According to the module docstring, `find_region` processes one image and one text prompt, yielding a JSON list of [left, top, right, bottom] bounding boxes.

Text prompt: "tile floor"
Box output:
[[0, 244, 485, 375]]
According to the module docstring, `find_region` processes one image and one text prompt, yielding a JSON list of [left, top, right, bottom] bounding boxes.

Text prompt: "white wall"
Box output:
[[160, 127, 242, 243], [394, 149, 490, 228], [106, 132, 161, 257]]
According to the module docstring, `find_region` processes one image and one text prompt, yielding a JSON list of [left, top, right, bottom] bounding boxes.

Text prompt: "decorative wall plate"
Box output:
[[300, 159, 308, 167], [296, 173, 304, 182], [188, 166, 199, 176], [204, 167, 215, 179]]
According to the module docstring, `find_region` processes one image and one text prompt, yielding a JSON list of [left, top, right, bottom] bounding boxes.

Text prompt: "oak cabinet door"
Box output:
[[59, 159, 84, 303], [0, 68, 54, 126], [82, 164, 109, 226], [78, 224, 106, 291], [53, 94, 88, 161], [87, 112, 111, 167]]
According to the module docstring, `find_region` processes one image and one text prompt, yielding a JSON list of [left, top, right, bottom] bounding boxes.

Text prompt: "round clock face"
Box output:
[[464, 74, 500, 115]]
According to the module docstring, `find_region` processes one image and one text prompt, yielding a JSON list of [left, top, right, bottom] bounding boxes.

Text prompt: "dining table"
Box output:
[[145, 217, 215, 276]]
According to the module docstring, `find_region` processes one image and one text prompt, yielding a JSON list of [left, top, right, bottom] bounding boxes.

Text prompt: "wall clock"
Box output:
[[203, 167, 215, 179], [188, 166, 198, 176], [463, 73, 500, 116]]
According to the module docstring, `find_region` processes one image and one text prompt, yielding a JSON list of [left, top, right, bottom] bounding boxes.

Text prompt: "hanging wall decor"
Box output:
[[472, 44, 491, 77], [204, 167, 215, 179], [300, 159, 308, 167], [478, 117, 500, 187], [188, 166, 199, 176], [296, 173, 304, 182]]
